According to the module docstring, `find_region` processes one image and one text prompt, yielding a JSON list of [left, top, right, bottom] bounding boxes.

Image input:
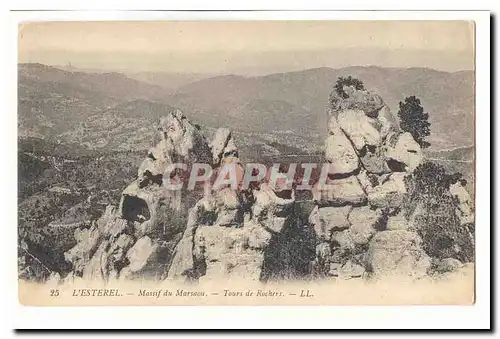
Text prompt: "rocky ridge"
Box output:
[[60, 86, 474, 284], [63, 110, 211, 282]]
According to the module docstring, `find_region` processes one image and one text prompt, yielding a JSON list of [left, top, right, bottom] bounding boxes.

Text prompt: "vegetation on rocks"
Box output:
[[398, 96, 431, 148]]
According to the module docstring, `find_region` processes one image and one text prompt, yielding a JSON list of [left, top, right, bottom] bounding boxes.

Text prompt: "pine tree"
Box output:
[[398, 96, 431, 148]]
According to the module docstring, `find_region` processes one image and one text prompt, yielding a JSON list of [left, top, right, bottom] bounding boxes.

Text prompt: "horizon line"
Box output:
[[18, 62, 475, 77]]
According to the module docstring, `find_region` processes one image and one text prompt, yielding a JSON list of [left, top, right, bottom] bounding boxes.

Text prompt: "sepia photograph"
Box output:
[[16, 19, 478, 308]]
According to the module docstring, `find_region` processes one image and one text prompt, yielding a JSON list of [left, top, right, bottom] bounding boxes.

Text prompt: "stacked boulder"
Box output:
[[64, 110, 211, 281], [61, 87, 474, 284], [167, 129, 300, 282], [310, 85, 431, 280]]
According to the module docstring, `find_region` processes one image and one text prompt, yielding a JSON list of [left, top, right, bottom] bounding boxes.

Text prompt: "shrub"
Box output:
[[334, 76, 365, 99], [403, 162, 474, 262]]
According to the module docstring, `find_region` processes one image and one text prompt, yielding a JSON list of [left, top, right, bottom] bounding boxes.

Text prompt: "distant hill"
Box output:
[[18, 63, 169, 139], [55, 65, 213, 92], [58, 99, 178, 150], [18, 63, 474, 153], [168, 66, 474, 151], [425, 145, 474, 162], [125, 71, 213, 92]]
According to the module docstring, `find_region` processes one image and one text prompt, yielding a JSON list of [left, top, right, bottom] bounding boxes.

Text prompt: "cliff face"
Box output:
[[62, 87, 474, 283]]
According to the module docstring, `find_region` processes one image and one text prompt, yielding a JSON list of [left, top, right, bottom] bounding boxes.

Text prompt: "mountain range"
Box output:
[[18, 63, 474, 155]]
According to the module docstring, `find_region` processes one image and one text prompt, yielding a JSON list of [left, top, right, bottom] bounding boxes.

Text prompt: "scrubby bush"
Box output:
[[334, 76, 365, 99], [403, 162, 474, 262]]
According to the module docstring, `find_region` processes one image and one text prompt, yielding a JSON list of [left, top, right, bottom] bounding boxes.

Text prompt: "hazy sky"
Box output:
[[18, 21, 474, 74]]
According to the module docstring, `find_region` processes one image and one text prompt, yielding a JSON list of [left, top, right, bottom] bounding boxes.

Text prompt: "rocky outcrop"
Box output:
[[328, 85, 385, 118], [324, 133, 359, 176], [385, 132, 422, 172], [366, 230, 431, 279], [310, 85, 430, 280], [65, 110, 211, 281], [337, 109, 382, 151], [210, 128, 238, 166], [60, 83, 473, 285], [167, 130, 304, 282]]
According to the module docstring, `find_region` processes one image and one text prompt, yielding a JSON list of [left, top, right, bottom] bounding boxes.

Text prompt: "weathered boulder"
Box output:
[[252, 183, 295, 234], [193, 224, 266, 282], [386, 213, 409, 231], [313, 176, 367, 207], [159, 110, 212, 164], [213, 187, 244, 227], [81, 241, 110, 280], [385, 132, 422, 173], [337, 109, 382, 151], [356, 170, 375, 194], [324, 132, 359, 176], [330, 230, 356, 251], [96, 205, 119, 234], [435, 258, 464, 273], [210, 128, 238, 166], [339, 260, 365, 279], [327, 262, 341, 277], [120, 236, 159, 279], [367, 173, 407, 211], [309, 205, 351, 241], [64, 223, 102, 275], [246, 220, 273, 250], [169, 177, 293, 282], [329, 87, 385, 118], [138, 110, 211, 181], [348, 206, 383, 245], [167, 197, 217, 281], [358, 145, 391, 174], [377, 105, 400, 139], [366, 230, 431, 278], [65, 110, 211, 281]]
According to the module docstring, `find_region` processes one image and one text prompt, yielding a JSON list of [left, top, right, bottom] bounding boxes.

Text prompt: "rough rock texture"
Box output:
[[167, 131, 300, 282], [367, 173, 407, 211], [313, 176, 367, 207], [449, 181, 474, 225], [210, 128, 238, 166], [366, 230, 431, 279], [309, 84, 435, 280], [324, 133, 359, 176], [309, 205, 351, 241], [434, 258, 464, 274], [337, 109, 382, 151], [61, 84, 473, 284], [385, 132, 422, 173], [386, 213, 410, 231], [65, 110, 211, 281], [328, 86, 385, 118], [377, 106, 400, 138]]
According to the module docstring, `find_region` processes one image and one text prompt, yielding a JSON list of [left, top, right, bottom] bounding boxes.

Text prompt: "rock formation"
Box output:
[[64, 110, 211, 281], [167, 130, 310, 282], [310, 86, 430, 280], [61, 84, 474, 284]]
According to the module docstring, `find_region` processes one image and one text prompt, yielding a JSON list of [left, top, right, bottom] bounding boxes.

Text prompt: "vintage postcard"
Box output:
[[17, 20, 475, 306]]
